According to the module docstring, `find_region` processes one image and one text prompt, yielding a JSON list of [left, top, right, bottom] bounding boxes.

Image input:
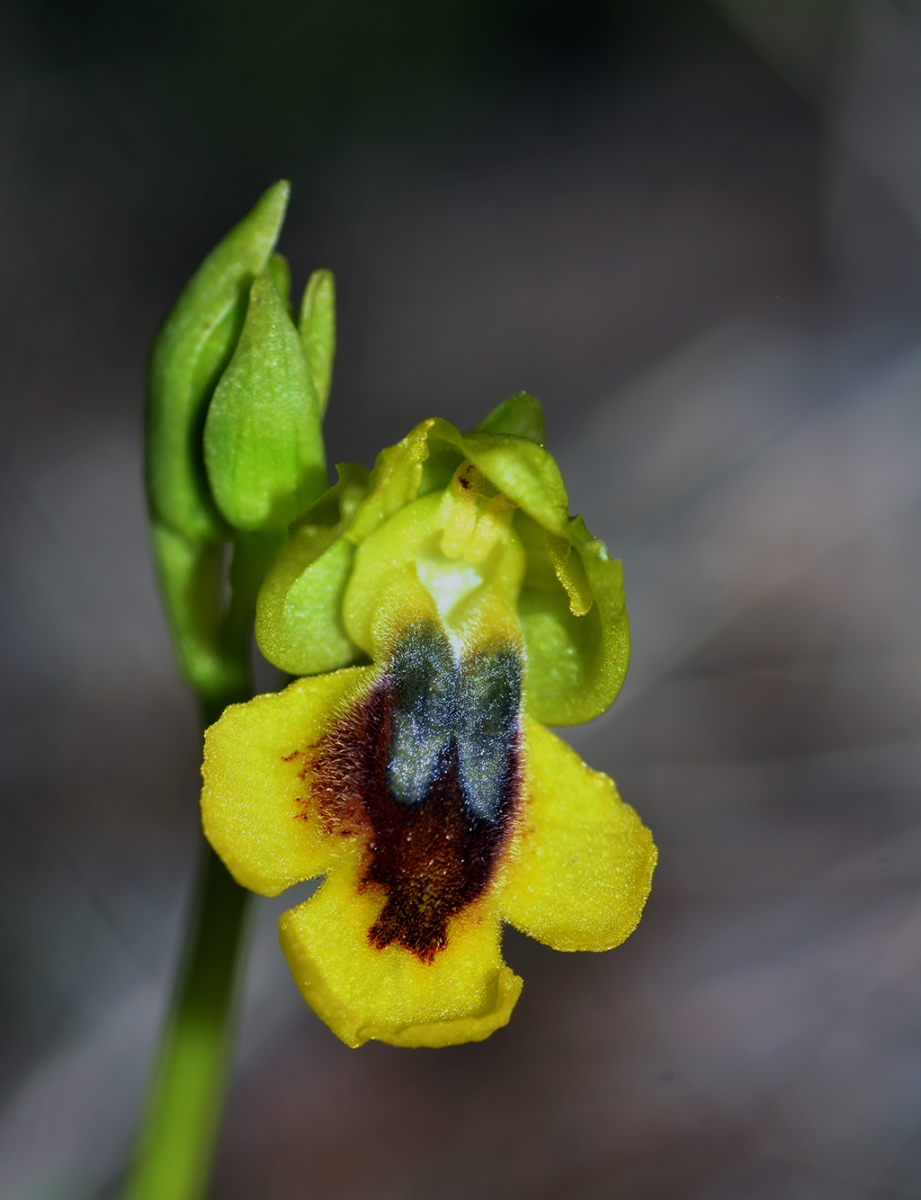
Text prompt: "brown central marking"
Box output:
[[310, 625, 522, 962]]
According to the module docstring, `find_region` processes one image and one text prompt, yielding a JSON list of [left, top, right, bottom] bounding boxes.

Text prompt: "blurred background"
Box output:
[[2, 0, 921, 1196]]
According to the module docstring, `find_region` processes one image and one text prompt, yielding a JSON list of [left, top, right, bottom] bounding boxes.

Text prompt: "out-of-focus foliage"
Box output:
[[0, 0, 703, 175]]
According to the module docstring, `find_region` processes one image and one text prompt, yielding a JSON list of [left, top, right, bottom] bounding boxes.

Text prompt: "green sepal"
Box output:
[[298, 269, 336, 418], [475, 392, 546, 446], [204, 269, 327, 532], [516, 513, 629, 725], [146, 180, 290, 543], [255, 462, 371, 674]]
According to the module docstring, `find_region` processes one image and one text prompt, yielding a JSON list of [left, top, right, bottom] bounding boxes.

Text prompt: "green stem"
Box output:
[[128, 533, 285, 1198], [125, 705, 252, 1200]]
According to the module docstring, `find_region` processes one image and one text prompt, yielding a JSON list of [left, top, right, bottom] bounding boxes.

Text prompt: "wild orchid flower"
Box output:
[[202, 398, 656, 1047], [131, 180, 655, 1200]]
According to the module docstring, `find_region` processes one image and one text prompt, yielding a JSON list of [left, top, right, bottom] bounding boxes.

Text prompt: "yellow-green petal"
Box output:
[[347, 422, 433, 544], [517, 513, 630, 725], [499, 718, 656, 951], [279, 860, 522, 1048], [201, 668, 374, 896]]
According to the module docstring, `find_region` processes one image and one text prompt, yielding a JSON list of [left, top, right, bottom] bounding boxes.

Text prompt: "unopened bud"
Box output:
[[204, 269, 327, 532]]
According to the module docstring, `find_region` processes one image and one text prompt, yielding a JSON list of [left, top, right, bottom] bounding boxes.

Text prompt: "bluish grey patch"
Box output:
[[386, 624, 457, 805], [457, 649, 521, 819], [386, 623, 522, 821]]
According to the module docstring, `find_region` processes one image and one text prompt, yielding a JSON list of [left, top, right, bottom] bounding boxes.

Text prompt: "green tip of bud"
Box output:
[[204, 269, 327, 533], [299, 269, 337, 418], [267, 252, 293, 308]]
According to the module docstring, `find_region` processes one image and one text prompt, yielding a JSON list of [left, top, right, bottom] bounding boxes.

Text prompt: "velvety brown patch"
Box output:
[[311, 627, 522, 962]]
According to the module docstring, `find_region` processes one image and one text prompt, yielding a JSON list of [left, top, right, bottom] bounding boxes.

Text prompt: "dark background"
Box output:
[[3, 1, 921, 1197]]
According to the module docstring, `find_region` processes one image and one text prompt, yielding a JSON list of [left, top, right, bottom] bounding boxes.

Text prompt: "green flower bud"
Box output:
[[145, 182, 338, 709], [255, 395, 629, 725], [204, 269, 327, 532], [298, 269, 336, 418], [146, 180, 290, 542]]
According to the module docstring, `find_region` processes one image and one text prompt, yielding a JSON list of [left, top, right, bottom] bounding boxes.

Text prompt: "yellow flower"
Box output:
[[201, 396, 656, 1048]]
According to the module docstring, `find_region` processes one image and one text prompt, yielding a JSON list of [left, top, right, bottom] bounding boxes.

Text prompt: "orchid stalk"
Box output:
[[127, 181, 655, 1199]]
